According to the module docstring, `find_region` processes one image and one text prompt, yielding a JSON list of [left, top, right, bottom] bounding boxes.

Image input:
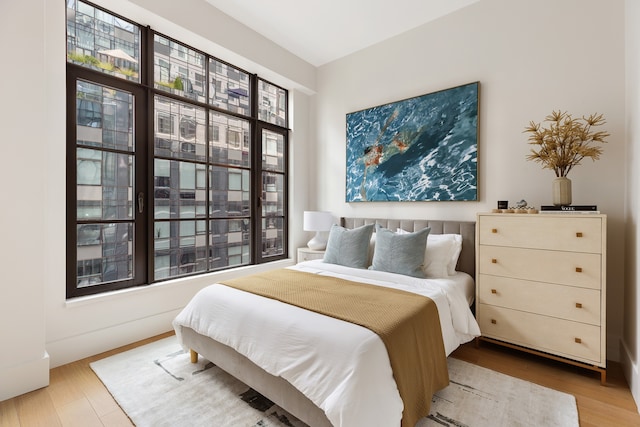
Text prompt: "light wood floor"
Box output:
[[1, 333, 638, 426]]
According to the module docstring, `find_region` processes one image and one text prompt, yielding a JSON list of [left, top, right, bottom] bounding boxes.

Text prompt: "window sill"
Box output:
[[65, 258, 295, 308]]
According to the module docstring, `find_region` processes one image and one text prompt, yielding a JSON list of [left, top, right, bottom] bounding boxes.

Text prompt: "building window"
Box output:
[[66, 0, 288, 298], [258, 80, 287, 127]]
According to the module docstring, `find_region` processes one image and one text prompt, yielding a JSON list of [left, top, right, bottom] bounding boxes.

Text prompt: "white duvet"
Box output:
[[173, 260, 480, 427]]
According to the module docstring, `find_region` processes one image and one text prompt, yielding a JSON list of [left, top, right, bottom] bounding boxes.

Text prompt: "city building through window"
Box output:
[[66, 0, 288, 297]]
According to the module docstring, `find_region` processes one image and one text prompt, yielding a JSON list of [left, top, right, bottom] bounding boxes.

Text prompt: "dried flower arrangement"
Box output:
[[524, 110, 610, 177]]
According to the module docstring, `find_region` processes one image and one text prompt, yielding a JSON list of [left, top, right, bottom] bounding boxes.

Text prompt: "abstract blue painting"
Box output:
[[346, 82, 478, 202]]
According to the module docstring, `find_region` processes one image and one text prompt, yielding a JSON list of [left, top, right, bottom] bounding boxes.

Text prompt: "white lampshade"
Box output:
[[303, 211, 333, 231], [303, 211, 333, 250]]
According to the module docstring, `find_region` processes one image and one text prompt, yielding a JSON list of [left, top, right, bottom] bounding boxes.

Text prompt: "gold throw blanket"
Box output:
[[220, 269, 449, 427]]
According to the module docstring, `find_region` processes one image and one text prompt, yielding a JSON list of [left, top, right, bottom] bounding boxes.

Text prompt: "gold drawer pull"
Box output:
[[491, 319, 497, 324], [576, 267, 583, 273], [576, 232, 583, 238], [491, 228, 498, 233], [575, 338, 582, 344], [491, 259, 497, 264], [491, 289, 497, 294], [576, 302, 583, 308]]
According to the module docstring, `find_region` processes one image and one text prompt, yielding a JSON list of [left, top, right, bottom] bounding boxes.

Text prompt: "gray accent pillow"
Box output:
[[370, 225, 430, 277], [323, 223, 375, 269]]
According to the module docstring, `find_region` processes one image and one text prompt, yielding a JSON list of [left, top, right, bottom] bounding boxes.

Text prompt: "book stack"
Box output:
[[539, 205, 600, 214]]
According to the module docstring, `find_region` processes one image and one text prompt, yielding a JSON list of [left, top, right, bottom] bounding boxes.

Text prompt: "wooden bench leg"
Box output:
[[190, 349, 198, 363]]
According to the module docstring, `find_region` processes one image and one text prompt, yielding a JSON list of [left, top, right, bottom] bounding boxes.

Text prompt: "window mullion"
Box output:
[[250, 75, 261, 264]]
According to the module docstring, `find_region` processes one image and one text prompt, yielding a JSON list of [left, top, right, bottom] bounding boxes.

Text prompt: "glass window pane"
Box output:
[[210, 219, 250, 269], [77, 147, 102, 185], [67, 1, 140, 82], [154, 159, 207, 219], [209, 59, 250, 116], [210, 166, 250, 218], [154, 221, 171, 249], [77, 201, 101, 219], [209, 112, 251, 168], [262, 217, 284, 258], [153, 35, 206, 103], [77, 81, 134, 152], [261, 129, 284, 172], [262, 172, 284, 217], [258, 80, 286, 126], [77, 148, 133, 220], [153, 219, 207, 280], [77, 223, 133, 287], [154, 96, 206, 161], [228, 172, 242, 191], [180, 162, 196, 189]]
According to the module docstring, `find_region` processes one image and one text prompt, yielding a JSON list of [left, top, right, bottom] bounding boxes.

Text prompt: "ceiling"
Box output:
[[204, 0, 480, 67]]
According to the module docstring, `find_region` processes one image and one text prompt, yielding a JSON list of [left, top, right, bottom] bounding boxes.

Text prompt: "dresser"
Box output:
[[476, 213, 607, 383]]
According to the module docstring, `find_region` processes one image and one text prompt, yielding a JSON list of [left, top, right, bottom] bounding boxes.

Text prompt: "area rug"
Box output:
[[90, 336, 579, 427]]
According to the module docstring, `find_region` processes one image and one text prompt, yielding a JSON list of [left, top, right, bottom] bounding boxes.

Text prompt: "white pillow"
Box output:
[[431, 233, 463, 276], [397, 229, 462, 277], [447, 234, 463, 275], [367, 232, 376, 267]]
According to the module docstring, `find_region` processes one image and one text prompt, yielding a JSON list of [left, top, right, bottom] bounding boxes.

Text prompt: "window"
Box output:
[[258, 80, 287, 127], [66, 0, 288, 298]]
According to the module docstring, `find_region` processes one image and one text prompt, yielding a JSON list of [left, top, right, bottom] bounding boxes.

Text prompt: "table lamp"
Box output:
[[303, 211, 333, 250]]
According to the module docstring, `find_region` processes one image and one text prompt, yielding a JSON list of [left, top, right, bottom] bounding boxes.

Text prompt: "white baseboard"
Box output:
[[620, 339, 640, 413], [0, 352, 50, 401], [46, 310, 180, 368]]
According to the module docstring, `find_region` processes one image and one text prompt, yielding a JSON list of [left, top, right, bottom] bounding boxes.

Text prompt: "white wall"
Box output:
[[1, 0, 316, 400], [624, 0, 640, 408], [0, 0, 49, 401], [315, 0, 627, 361]]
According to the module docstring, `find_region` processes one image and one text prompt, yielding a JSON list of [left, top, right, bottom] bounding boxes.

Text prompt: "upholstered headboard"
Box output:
[[340, 217, 476, 278]]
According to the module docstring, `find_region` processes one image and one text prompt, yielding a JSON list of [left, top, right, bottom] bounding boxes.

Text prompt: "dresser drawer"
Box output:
[[297, 248, 326, 262], [478, 275, 601, 325], [478, 215, 602, 253], [478, 304, 602, 365], [478, 246, 602, 290]]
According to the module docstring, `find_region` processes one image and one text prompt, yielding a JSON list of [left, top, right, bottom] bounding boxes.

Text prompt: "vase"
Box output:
[[552, 177, 572, 206]]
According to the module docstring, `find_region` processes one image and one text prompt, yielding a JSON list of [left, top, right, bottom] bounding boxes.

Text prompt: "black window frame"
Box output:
[[66, 1, 289, 298]]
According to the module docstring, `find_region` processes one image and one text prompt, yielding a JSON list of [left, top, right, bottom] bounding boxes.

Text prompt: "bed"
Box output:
[[173, 217, 480, 427]]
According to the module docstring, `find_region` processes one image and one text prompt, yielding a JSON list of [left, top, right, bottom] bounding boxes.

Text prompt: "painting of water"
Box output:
[[346, 82, 478, 202]]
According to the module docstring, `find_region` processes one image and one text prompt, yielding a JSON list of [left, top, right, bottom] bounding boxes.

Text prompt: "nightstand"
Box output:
[[297, 247, 325, 263]]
